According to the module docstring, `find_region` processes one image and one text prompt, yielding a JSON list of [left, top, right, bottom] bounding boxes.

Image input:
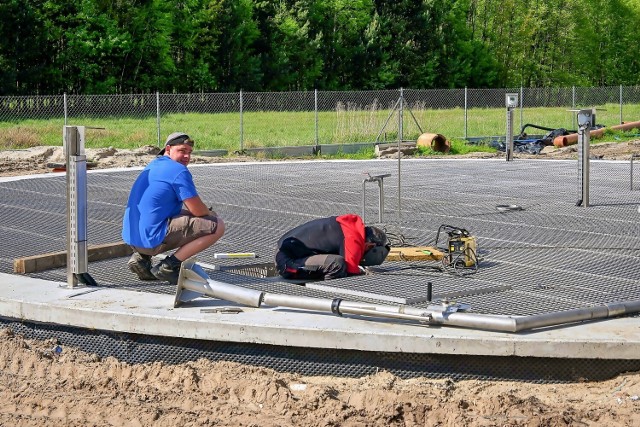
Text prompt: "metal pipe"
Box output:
[[430, 301, 640, 332], [197, 278, 263, 307], [175, 261, 263, 307], [262, 294, 338, 312], [175, 262, 640, 333]]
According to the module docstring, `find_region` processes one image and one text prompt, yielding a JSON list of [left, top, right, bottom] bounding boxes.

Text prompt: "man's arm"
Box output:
[[183, 195, 212, 217]]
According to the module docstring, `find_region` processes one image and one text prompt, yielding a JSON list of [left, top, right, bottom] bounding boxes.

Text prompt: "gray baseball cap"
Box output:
[[159, 132, 193, 155]]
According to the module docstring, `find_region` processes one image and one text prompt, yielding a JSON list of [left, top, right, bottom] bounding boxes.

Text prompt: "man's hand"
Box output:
[[358, 266, 372, 275]]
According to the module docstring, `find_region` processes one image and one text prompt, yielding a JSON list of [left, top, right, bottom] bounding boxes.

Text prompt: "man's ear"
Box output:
[[364, 241, 376, 251]]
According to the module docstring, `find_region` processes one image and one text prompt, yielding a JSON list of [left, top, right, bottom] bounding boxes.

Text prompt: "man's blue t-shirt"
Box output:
[[122, 156, 198, 248]]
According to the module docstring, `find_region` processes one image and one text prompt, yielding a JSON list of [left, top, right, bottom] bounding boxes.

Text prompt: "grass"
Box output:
[[1, 103, 639, 156]]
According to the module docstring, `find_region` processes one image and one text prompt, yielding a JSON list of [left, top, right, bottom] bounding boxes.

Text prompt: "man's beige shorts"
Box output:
[[133, 210, 219, 256]]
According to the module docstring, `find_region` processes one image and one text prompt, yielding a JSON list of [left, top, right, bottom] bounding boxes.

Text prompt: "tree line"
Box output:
[[1, 0, 639, 95]]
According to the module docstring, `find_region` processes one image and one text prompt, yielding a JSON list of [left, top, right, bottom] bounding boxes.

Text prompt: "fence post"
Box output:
[[620, 84, 623, 124], [464, 86, 468, 140], [397, 88, 403, 226], [239, 89, 244, 153], [314, 89, 319, 153], [63, 92, 68, 125], [156, 91, 161, 146], [519, 86, 523, 132]]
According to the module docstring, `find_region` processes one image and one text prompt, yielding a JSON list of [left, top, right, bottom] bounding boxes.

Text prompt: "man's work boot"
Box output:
[[127, 252, 158, 281], [151, 256, 182, 285]]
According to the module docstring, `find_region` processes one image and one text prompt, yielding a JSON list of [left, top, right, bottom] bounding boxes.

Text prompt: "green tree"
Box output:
[[0, 0, 49, 94], [256, 0, 323, 90]]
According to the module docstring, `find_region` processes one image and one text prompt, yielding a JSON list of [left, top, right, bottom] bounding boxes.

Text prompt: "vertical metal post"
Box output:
[[362, 174, 391, 224], [620, 85, 623, 125], [156, 91, 161, 146], [631, 155, 635, 191], [397, 88, 403, 226], [631, 154, 640, 190], [362, 180, 367, 222], [378, 178, 385, 223], [463, 87, 468, 140], [314, 89, 319, 154], [63, 93, 68, 126], [506, 108, 514, 161], [64, 126, 89, 288], [577, 109, 592, 207], [505, 93, 518, 162], [239, 90, 244, 152], [519, 86, 523, 132]]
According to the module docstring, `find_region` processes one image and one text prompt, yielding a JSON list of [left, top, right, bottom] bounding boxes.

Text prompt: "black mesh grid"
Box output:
[[2, 159, 640, 381], [3, 317, 639, 383]]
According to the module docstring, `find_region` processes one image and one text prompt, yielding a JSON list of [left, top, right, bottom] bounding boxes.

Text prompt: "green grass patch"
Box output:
[[2, 103, 640, 153], [416, 137, 497, 156]]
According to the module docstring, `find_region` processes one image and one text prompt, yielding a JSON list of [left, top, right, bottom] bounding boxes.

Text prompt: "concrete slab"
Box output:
[[2, 272, 639, 360]]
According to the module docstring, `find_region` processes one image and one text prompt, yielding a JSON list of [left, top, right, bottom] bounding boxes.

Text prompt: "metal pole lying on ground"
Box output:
[[174, 260, 640, 333]]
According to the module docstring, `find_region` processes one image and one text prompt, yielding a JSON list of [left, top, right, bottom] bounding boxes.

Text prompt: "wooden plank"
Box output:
[[386, 246, 445, 262], [13, 242, 133, 274]]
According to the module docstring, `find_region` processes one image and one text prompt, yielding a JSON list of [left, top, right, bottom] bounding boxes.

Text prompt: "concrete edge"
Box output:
[[1, 273, 639, 359]]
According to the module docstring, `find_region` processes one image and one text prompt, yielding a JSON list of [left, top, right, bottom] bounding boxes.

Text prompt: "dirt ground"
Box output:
[[2, 140, 640, 177], [1, 328, 639, 427], [1, 143, 640, 426]]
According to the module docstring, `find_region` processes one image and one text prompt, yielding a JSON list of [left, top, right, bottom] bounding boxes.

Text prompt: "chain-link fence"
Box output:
[[1, 87, 640, 151]]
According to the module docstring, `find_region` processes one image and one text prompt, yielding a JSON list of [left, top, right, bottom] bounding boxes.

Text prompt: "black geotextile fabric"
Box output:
[[3, 317, 640, 383], [2, 159, 640, 381]]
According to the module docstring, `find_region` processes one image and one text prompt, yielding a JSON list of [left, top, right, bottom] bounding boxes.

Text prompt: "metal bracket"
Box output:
[[362, 172, 391, 223]]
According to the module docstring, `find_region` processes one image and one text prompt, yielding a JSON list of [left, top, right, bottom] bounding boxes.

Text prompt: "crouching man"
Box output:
[[122, 132, 225, 284]]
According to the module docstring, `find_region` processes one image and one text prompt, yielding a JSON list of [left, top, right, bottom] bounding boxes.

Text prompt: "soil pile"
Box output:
[[1, 328, 639, 426]]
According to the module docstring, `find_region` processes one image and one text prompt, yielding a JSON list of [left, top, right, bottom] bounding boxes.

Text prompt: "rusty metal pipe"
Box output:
[[553, 120, 640, 147]]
